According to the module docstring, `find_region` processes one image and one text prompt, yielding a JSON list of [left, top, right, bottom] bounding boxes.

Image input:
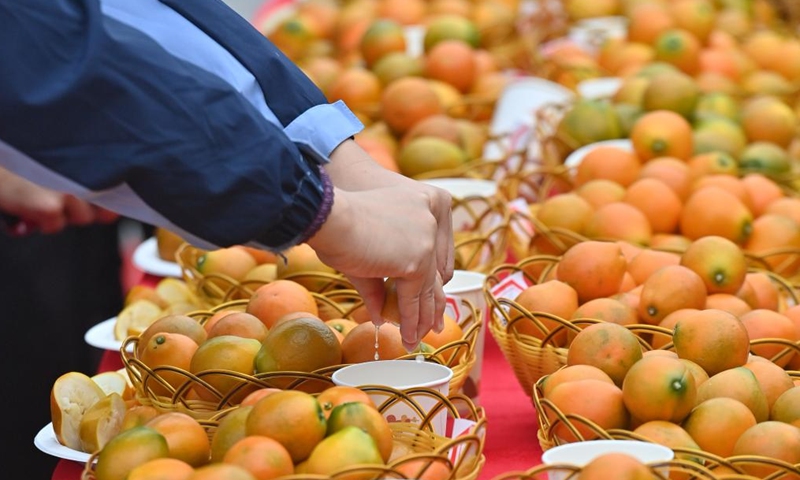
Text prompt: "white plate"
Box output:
[[132, 237, 182, 278], [564, 139, 634, 168], [577, 77, 622, 100], [84, 317, 122, 352], [34, 423, 92, 464]]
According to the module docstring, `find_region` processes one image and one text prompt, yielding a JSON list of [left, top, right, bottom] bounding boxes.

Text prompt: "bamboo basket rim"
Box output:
[[81, 387, 488, 480], [531, 370, 800, 477], [483, 250, 800, 397], [122, 295, 483, 416]]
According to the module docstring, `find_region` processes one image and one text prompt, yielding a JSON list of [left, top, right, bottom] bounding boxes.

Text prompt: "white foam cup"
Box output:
[[443, 270, 488, 405], [331, 360, 454, 435], [541, 440, 674, 480]]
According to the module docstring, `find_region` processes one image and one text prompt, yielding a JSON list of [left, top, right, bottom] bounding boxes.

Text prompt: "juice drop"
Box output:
[[374, 324, 380, 361]]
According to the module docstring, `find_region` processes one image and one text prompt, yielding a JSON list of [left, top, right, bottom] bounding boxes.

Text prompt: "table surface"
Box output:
[[50, 283, 544, 480]]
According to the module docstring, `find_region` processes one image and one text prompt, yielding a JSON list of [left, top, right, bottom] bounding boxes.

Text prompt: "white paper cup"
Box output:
[[331, 360, 454, 434], [541, 440, 674, 480], [444, 270, 487, 405], [422, 178, 499, 232]]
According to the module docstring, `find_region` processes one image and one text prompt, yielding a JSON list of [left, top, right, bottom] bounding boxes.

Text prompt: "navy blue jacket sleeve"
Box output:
[[0, 0, 328, 251]]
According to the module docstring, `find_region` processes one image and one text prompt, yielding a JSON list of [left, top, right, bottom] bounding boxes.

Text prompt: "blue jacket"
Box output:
[[0, 0, 363, 251]]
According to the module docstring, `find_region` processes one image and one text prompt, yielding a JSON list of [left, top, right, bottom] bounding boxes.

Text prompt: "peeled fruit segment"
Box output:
[[114, 300, 164, 341], [50, 371, 107, 450], [91, 371, 131, 398], [79, 392, 127, 453]]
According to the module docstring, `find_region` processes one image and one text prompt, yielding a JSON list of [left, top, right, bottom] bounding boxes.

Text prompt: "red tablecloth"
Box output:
[[51, 277, 543, 480]]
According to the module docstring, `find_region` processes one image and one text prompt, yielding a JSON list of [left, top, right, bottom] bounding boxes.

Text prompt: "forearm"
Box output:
[[325, 139, 410, 191], [0, 0, 326, 251]]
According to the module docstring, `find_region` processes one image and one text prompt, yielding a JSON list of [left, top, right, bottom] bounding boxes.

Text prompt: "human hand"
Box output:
[[308, 171, 454, 351], [0, 168, 119, 235], [324, 138, 455, 284]]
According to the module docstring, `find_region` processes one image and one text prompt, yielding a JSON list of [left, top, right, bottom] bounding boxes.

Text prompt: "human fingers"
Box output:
[[93, 207, 121, 224], [395, 269, 436, 351], [429, 186, 454, 285], [432, 272, 445, 334], [25, 195, 67, 234], [347, 276, 387, 326], [64, 195, 96, 226]]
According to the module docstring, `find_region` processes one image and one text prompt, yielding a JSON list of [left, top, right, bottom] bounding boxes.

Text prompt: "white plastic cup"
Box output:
[[331, 360, 454, 435], [443, 270, 488, 405], [541, 440, 674, 480]]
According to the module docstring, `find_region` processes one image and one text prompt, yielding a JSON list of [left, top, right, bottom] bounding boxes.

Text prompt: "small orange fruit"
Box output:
[[653, 29, 702, 75], [317, 385, 377, 418], [541, 365, 615, 399], [682, 397, 757, 458], [744, 359, 794, 409], [622, 355, 697, 423], [556, 241, 628, 303], [546, 379, 629, 442], [623, 178, 682, 234], [578, 452, 655, 480], [574, 179, 627, 209], [245, 390, 327, 463], [630, 110, 694, 161], [127, 458, 194, 480], [138, 333, 198, 397], [696, 367, 770, 422], [424, 40, 477, 93], [638, 265, 707, 325], [210, 406, 252, 463], [672, 308, 750, 376], [327, 400, 393, 462], [771, 387, 800, 428], [739, 309, 798, 368], [566, 322, 644, 386], [732, 421, 800, 478], [146, 412, 211, 468], [246, 280, 318, 329], [254, 316, 343, 375], [573, 146, 641, 188], [342, 321, 406, 363], [627, 249, 681, 286], [359, 19, 406, 67], [704, 293, 752, 317], [514, 280, 579, 346], [207, 312, 269, 343], [381, 77, 444, 135], [679, 235, 748, 294], [637, 157, 692, 200], [679, 186, 753, 244], [222, 436, 294, 480]]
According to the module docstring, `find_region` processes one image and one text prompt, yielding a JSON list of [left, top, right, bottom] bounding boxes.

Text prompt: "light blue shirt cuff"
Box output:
[[284, 100, 364, 164]]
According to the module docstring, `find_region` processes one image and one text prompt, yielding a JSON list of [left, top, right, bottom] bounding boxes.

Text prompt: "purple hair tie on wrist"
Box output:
[[298, 167, 334, 243]]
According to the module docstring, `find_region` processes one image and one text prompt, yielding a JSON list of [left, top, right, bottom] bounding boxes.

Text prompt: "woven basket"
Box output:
[[82, 386, 487, 480], [490, 458, 731, 480], [484, 254, 677, 396], [122, 296, 482, 418], [532, 372, 800, 479]]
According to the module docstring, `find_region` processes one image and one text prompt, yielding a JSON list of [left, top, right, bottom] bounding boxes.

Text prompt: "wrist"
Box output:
[[297, 167, 335, 244], [325, 139, 399, 191], [307, 186, 350, 257]]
